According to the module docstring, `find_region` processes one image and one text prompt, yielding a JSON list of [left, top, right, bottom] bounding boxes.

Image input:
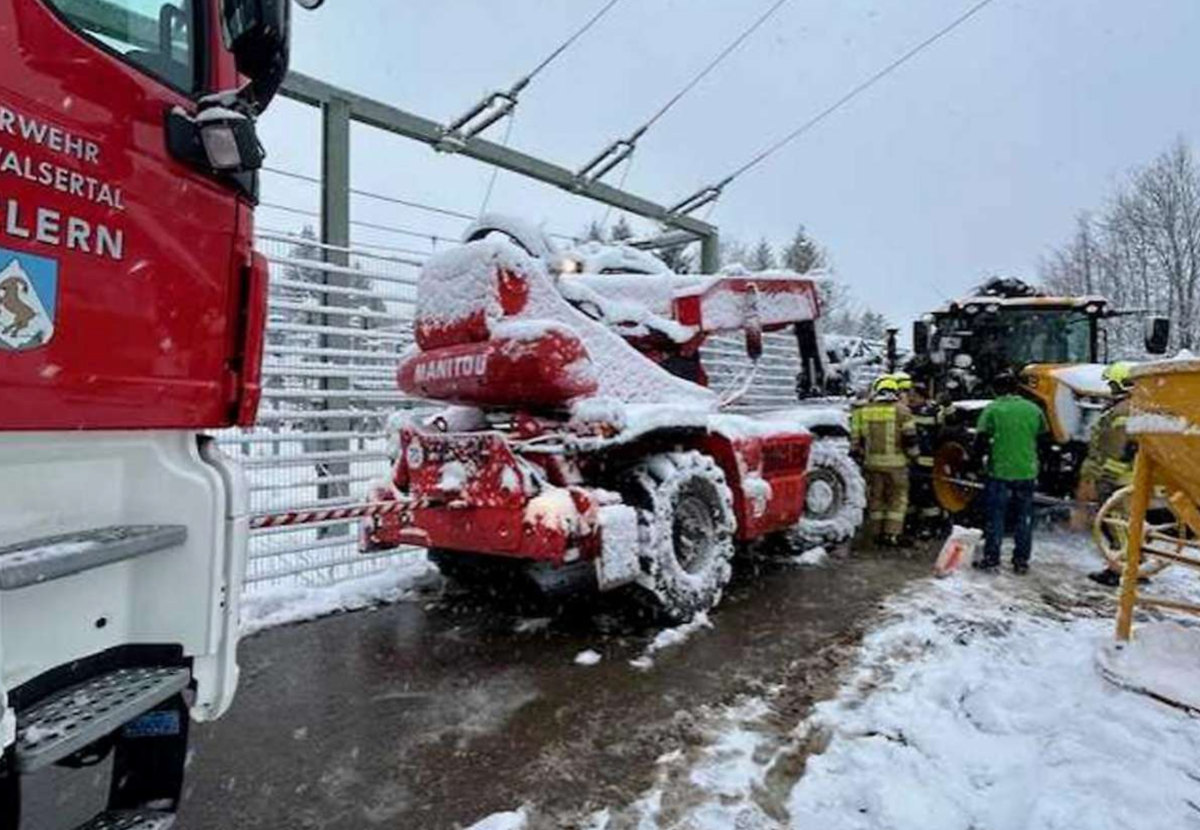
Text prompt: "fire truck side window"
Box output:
[[42, 0, 199, 92]]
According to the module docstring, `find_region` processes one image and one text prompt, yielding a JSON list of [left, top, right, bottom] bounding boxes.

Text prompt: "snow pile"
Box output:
[[1127, 412, 1200, 435], [558, 241, 671, 276], [436, 460, 469, 492], [792, 546, 828, 566], [631, 613, 714, 670], [240, 554, 437, 636], [786, 569, 1200, 830], [465, 213, 556, 259], [604, 535, 1200, 829], [759, 405, 850, 434], [1050, 362, 1111, 396], [575, 649, 603, 667], [465, 806, 529, 830], [416, 237, 715, 407], [558, 273, 696, 344], [742, 474, 773, 516], [524, 487, 583, 535], [1097, 621, 1200, 712]]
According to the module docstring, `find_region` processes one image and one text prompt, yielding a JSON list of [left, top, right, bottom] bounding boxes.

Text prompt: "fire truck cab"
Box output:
[[0, 1, 315, 827]]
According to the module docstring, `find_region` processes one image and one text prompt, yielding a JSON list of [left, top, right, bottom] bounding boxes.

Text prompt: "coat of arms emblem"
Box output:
[[0, 249, 57, 352]]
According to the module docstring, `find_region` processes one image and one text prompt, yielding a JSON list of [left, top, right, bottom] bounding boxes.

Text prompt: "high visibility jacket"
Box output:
[[1080, 398, 1135, 488], [851, 401, 918, 470]]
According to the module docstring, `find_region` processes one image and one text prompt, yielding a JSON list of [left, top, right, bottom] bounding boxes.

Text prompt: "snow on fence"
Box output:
[[221, 236, 803, 596]]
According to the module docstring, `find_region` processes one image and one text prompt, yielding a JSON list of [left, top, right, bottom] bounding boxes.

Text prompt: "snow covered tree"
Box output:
[[657, 243, 696, 274], [719, 238, 750, 269], [857, 310, 890, 340], [610, 215, 633, 242], [781, 224, 828, 274], [582, 220, 606, 242], [749, 238, 776, 271]]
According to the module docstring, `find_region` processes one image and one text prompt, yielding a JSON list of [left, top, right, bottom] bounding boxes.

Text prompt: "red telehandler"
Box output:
[[361, 220, 865, 620], [1, 1, 320, 827]]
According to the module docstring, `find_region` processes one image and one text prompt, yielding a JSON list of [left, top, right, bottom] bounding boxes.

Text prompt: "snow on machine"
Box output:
[[1, 1, 323, 827], [361, 221, 865, 620]]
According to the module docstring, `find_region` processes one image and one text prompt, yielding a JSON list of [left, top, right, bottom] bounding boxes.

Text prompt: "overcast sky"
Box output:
[[257, 0, 1200, 328]]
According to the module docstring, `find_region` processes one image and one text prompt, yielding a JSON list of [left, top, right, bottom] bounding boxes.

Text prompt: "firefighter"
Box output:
[[1081, 362, 1137, 586], [851, 376, 919, 546], [901, 374, 945, 538]]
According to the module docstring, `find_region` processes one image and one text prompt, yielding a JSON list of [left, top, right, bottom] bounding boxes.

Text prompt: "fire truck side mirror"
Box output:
[[912, 320, 930, 356], [167, 106, 265, 195], [1144, 316, 1171, 355], [222, 0, 292, 110]]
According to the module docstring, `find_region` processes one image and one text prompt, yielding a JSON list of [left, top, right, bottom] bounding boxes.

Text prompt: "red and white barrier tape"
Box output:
[[250, 500, 410, 529]]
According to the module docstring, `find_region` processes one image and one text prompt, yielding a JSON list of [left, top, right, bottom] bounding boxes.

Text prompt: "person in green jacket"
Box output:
[[975, 371, 1048, 574]]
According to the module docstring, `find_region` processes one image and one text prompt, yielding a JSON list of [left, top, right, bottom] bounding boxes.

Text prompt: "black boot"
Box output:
[[1088, 569, 1121, 587]]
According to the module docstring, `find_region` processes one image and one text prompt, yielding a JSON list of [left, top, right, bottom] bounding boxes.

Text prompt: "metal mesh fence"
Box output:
[[217, 233, 425, 594]]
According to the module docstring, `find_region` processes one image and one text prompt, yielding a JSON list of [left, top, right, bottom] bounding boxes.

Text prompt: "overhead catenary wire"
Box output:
[[670, 0, 1000, 216], [263, 166, 477, 221], [260, 174, 581, 246], [443, 0, 626, 141], [578, 0, 795, 184], [479, 111, 517, 216]]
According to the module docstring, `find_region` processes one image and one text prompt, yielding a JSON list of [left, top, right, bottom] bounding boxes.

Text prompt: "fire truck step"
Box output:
[[0, 525, 187, 590], [73, 810, 176, 830], [15, 666, 190, 773]]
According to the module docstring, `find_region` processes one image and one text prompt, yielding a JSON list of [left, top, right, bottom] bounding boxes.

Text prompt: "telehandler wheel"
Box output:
[[1092, 486, 1175, 579], [629, 451, 736, 623], [791, 440, 866, 548], [932, 430, 982, 516]]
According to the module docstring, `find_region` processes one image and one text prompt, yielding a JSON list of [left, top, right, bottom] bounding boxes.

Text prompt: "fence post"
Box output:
[[318, 97, 353, 536], [700, 231, 720, 274]]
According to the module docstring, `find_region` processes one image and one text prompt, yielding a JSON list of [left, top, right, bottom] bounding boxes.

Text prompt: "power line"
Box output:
[[578, 0, 794, 184], [262, 166, 583, 244], [443, 0, 626, 142], [525, 0, 625, 85], [671, 0, 1000, 215], [644, 0, 794, 134], [259, 200, 451, 244], [263, 166, 477, 221]]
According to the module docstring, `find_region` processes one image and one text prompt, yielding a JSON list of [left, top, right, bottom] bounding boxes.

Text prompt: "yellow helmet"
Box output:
[[893, 371, 913, 391], [1103, 361, 1134, 392], [873, 376, 901, 399]]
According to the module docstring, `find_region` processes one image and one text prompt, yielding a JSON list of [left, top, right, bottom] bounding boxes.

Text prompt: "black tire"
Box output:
[[791, 440, 866, 548], [627, 450, 736, 622]]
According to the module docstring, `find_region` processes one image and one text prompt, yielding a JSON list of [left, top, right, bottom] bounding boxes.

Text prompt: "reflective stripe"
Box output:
[[916, 456, 934, 467], [866, 456, 909, 469]]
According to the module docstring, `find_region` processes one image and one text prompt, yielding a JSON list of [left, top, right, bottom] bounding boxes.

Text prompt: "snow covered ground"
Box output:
[[239, 552, 437, 635], [470, 532, 1200, 829]]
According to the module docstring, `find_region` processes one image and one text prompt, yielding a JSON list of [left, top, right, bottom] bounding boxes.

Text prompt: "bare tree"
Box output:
[[1041, 139, 1200, 352]]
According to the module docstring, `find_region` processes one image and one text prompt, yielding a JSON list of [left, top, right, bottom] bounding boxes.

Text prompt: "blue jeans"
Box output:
[[983, 478, 1035, 566]]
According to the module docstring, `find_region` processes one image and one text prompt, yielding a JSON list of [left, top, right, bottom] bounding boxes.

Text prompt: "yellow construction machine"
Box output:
[[904, 278, 1171, 518]]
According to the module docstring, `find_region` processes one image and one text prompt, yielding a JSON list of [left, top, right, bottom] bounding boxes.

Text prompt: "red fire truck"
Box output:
[[0, 1, 319, 827]]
